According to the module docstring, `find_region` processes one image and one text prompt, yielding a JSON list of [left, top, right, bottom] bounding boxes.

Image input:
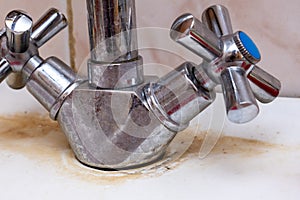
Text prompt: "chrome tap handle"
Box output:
[[247, 65, 281, 103], [202, 4, 233, 37], [171, 6, 282, 124], [31, 8, 67, 48], [201, 5, 281, 103], [0, 58, 12, 83], [1, 8, 67, 89], [2, 10, 33, 89], [5, 10, 33, 53], [170, 13, 222, 62], [220, 66, 259, 123]]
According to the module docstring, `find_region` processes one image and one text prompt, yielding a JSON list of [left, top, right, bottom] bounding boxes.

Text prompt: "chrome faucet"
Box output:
[[0, 2, 280, 169]]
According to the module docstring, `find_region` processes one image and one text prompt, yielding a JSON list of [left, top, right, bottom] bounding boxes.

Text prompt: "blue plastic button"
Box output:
[[239, 31, 261, 60]]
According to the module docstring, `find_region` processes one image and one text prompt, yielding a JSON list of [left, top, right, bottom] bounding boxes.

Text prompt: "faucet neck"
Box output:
[[86, 0, 144, 89], [86, 0, 139, 62]]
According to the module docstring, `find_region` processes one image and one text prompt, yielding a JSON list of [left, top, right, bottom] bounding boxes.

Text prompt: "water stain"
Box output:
[[183, 135, 279, 159], [0, 113, 282, 185]]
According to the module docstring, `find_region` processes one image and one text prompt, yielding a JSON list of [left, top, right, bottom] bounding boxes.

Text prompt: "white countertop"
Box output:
[[0, 83, 299, 200]]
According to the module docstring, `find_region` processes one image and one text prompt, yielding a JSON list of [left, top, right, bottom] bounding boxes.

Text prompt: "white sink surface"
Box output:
[[0, 82, 299, 200]]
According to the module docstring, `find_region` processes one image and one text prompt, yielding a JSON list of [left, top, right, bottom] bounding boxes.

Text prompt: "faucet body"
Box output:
[[0, 2, 280, 169], [57, 84, 174, 168]]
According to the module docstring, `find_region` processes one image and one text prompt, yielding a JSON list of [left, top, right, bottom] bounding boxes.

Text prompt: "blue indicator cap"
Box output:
[[238, 31, 261, 61]]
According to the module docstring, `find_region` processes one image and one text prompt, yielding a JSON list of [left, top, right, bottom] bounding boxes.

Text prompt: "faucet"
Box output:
[[0, 2, 280, 169]]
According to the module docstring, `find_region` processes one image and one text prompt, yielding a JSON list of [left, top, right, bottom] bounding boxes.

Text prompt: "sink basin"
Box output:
[[0, 81, 299, 200]]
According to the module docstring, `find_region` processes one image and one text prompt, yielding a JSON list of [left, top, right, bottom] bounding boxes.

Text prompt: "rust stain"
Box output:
[[0, 114, 284, 185], [0, 114, 176, 184], [182, 135, 279, 159]]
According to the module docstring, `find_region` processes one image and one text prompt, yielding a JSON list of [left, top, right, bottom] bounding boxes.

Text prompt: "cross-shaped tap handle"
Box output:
[[0, 8, 67, 88], [170, 5, 281, 123], [202, 5, 281, 104]]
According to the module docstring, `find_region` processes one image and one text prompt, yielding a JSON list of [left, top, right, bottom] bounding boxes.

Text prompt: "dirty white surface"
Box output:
[[0, 83, 299, 200]]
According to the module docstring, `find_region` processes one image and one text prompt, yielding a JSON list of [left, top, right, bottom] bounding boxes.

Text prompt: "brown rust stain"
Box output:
[[182, 135, 279, 159], [0, 114, 144, 184], [0, 114, 281, 184]]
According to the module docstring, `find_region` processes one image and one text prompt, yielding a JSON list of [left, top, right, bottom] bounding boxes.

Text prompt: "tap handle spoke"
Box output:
[[5, 10, 33, 53], [170, 13, 222, 62], [220, 66, 259, 123], [0, 58, 12, 83], [4, 10, 33, 89], [247, 65, 281, 103], [202, 4, 233, 37], [31, 8, 67, 48]]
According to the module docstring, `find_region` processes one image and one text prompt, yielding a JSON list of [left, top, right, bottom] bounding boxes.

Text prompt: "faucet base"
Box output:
[[75, 149, 166, 171], [57, 81, 176, 169]]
